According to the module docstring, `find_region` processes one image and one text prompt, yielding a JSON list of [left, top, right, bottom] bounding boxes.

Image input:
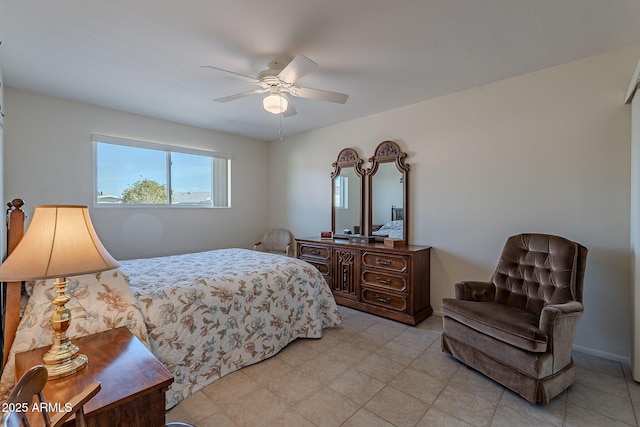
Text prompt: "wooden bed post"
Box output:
[[3, 198, 25, 368]]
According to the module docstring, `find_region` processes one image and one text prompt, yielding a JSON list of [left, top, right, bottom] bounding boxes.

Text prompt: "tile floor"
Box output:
[[166, 306, 640, 426]]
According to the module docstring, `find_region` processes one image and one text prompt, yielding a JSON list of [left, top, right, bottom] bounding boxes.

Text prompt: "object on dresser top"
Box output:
[[383, 237, 406, 248], [348, 235, 375, 244]]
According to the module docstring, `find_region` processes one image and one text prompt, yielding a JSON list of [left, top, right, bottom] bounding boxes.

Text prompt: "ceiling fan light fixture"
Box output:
[[263, 93, 288, 114]]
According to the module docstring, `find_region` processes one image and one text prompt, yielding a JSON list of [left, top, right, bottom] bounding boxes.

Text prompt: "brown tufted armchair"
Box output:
[[441, 233, 588, 404]]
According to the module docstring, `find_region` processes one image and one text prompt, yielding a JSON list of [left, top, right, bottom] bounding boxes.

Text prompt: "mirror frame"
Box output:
[[366, 141, 409, 242], [331, 148, 365, 239]]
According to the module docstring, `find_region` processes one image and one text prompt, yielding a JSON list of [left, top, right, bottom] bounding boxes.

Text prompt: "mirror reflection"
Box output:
[[370, 162, 404, 239], [331, 148, 364, 237], [367, 140, 409, 242], [334, 167, 362, 235]]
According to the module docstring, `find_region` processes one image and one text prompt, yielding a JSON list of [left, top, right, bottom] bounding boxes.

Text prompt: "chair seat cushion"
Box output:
[[442, 299, 547, 352]]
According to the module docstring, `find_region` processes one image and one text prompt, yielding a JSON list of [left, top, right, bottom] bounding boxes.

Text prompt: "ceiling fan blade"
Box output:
[[282, 94, 297, 117], [214, 88, 266, 103], [292, 86, 349, 104], [200, 65, 258, 84], [277, 55, 317, 83]]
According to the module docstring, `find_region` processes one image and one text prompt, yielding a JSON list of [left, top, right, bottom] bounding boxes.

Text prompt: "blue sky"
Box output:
[[96, 143, 212, 196]]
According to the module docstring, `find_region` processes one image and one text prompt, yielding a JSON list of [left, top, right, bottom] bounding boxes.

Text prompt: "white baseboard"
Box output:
[[572, 344, 629, 365]]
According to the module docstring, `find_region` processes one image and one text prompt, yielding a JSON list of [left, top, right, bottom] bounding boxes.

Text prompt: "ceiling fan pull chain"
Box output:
[[279, 94, 284, 140]]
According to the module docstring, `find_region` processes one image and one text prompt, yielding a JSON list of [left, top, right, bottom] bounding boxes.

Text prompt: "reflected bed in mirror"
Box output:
[[372, 207, 404, 239], [367, 141, 409, 242], [331, 148, 365, 239]]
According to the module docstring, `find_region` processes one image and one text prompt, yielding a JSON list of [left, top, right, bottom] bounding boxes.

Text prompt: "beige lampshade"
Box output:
[[0, 205, 119, 281]]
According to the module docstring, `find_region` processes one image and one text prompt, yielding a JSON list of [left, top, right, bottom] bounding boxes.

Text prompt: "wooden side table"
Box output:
[[15, 327, 173, 427]]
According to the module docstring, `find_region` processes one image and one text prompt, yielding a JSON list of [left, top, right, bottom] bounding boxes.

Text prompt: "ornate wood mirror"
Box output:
[[331, 148, 365, 239], [367, 141, 409, 242]]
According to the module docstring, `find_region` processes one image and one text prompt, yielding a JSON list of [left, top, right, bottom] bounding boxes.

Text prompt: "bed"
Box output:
[[371, 206, 404, 239], [371, 220, 404, 239], [0, 201, 341, 409]]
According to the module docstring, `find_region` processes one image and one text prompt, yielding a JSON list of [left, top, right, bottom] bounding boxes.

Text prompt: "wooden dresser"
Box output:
[[296, 237, 431, 325]]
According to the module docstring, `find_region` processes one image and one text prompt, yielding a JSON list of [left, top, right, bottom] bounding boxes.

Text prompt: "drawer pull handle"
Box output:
[[376, 276, 391, 285], [376, 257, 392, 266], [375, 294, 392, 304]]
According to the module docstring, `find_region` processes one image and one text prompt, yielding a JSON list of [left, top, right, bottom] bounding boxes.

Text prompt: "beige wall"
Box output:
[[270, 46, 640, 361], [3, 88, 270, 260]]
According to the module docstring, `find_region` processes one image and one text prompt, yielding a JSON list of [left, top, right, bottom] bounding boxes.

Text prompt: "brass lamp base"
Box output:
[[43, 351, 88, 380], [42, 277, 89, 380]]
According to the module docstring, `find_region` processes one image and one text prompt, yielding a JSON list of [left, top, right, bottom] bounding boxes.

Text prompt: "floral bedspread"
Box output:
[[0, 249, 341, 410], [118, 248, 341, 409]]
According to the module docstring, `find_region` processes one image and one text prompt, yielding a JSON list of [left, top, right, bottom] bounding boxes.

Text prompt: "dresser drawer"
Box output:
[[361, 270, 407, 292], [298, 244, 331, 261], [361, 288, 407, 312], [362, 251, 408, 273], [306, 260, 331, 277]]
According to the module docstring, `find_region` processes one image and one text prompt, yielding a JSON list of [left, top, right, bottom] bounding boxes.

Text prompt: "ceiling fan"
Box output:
[[202, 55, 349, 116]]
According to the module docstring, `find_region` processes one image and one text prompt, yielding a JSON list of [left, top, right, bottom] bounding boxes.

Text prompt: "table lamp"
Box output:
[[0, 205, 119, 380]]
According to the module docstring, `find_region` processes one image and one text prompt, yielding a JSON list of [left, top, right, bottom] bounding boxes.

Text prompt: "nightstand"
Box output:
[[15, 327, 173, 427]]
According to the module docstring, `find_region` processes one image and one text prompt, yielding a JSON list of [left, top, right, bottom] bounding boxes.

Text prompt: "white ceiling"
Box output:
[[1, 1, 640, 142]]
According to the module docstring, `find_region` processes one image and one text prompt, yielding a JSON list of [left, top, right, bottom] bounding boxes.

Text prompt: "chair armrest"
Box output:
[[49, 381, 101, 427], [539, 301, 583, 331], [539, 302, 584, 371], [454, 281, 496, 302]]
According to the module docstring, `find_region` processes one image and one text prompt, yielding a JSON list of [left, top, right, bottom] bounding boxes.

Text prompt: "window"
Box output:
[[93, 134, 231, 207], [334, 175, 348, 209]]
